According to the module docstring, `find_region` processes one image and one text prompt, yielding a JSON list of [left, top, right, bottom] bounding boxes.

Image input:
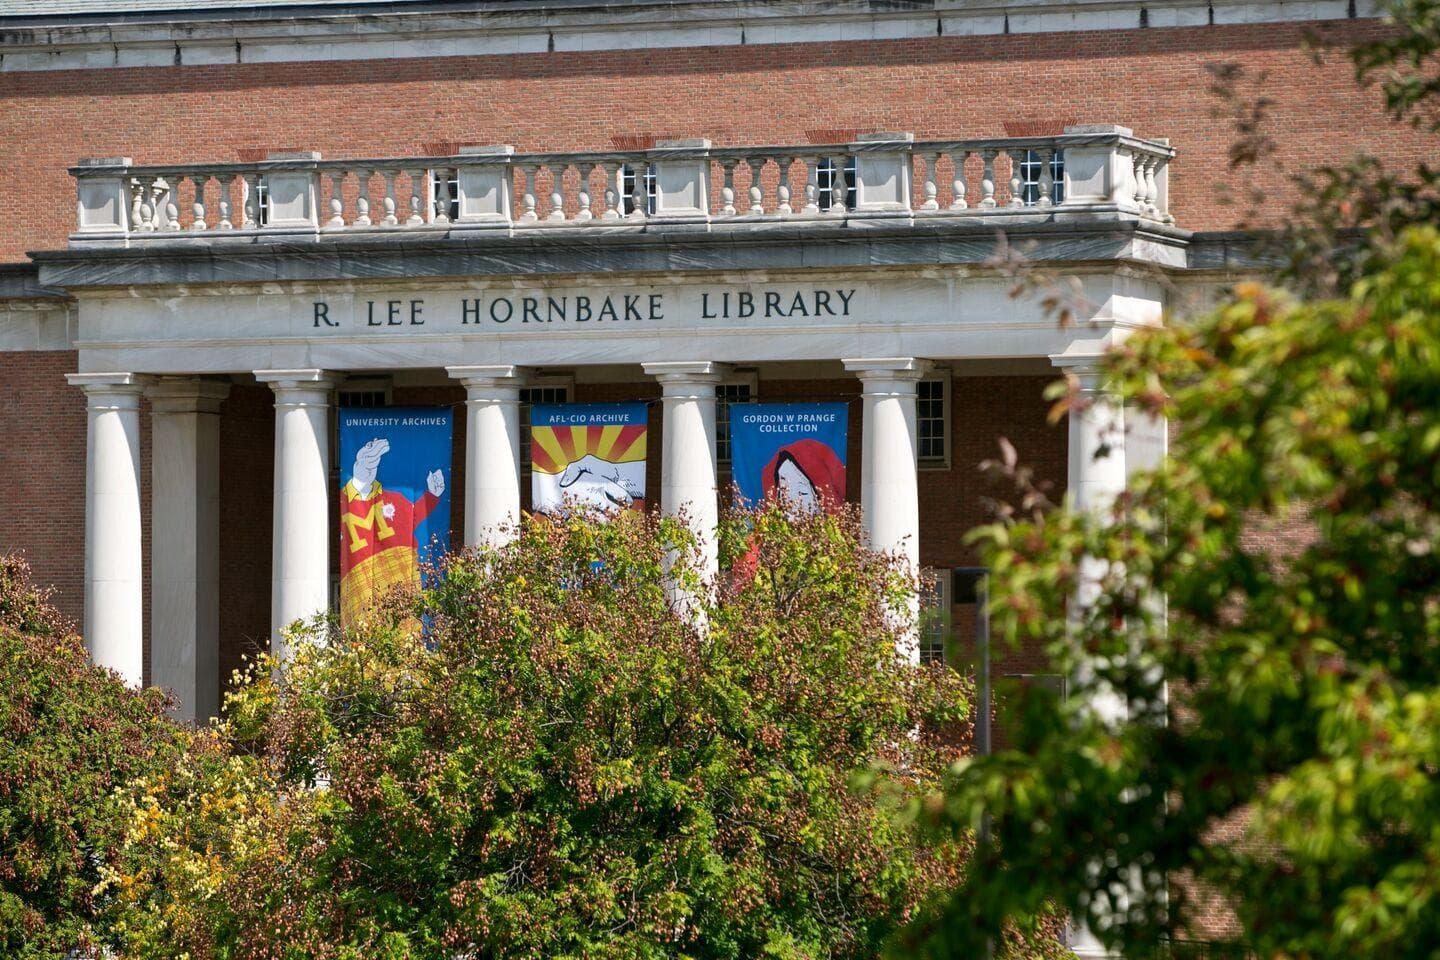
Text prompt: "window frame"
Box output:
[[715, 370, 760, 471], [519, 374, 576, 496], [918, 567, 953, 666], [916, 370, 952, 471]]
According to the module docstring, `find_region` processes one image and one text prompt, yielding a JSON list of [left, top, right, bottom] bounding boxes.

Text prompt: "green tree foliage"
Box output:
[[908, 228, 1440, 957], [0, 557, 190, 958], [110, 506, 1016, 960]]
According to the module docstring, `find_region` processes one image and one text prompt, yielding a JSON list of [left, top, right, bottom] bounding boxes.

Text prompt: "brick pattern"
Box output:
[[216, 383, 273, 693], [0, 19, 1425, 261], [0, 351, 86, 626]]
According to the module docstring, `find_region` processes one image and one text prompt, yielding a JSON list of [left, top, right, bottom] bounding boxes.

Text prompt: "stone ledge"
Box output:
[[32, 216, 1193, 290]]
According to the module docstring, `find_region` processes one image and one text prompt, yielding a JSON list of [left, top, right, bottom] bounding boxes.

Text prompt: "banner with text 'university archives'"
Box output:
[[338, 407, 453, 627]]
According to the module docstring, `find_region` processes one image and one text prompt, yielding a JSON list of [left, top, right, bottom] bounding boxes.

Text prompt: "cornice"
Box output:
[[0, 0, 1382, 73]]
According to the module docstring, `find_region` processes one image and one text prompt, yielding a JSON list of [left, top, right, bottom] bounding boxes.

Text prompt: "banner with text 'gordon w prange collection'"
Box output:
[[531, 403, 649, 515], [730, 403, 848, 515], [338, 407, 453, 627]]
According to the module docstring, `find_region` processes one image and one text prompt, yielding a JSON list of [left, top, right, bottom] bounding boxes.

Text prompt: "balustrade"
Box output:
[[68, 125, 1175, 245]]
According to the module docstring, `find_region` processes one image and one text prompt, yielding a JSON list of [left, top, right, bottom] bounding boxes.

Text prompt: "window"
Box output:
[[919, 567, 952, 665], [620, 163, 656, 215], [338, 388, 388, 409], [519, 379, 573, 474], [917, 375, 950, 469], [817, 157, 857, 211], [253, 178, 270, 227], [1019, 150, 1065, 206], [716, 376, 757, 468]]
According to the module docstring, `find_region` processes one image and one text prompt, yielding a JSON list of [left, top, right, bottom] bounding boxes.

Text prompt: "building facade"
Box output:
[[0, 0, 1412, 751]]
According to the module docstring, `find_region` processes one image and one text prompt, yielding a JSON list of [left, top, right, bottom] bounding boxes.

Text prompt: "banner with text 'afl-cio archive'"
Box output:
[[531, 403, 649, 515], [339, 408, 453, 627], [731, 403, 848, 515]]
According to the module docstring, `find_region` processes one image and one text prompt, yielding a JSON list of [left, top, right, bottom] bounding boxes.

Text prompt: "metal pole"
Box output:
[[977, 571, 992, 761], [974, 569, 994, 960]]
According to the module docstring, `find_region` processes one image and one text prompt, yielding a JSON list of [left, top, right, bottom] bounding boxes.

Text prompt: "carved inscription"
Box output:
[[310, 288, 858, 330]]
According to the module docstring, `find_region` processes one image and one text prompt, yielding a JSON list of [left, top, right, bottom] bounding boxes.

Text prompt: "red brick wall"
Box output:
[[0, 19, 1421, 261], [216, 384, 273, 693], [0, 350, 86, 626]]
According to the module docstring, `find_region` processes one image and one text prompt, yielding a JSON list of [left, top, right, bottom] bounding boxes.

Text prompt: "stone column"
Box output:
[[1053, 355, 1128, 960], [643, 361, 728, 581], [844, 357, 931, 661], [67, 372, 147, 687], [255, 369, 339, 661], [147, 377, 229, 723], [1057, 358, 1127, 516], [446, 365, 529, 548]]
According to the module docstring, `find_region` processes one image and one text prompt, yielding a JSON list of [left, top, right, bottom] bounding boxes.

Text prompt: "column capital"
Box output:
[[1048, 353, 1108, 391], [643, 360, 731, 394], [67, 372, 147, 408], [254, 369, 340, 406], [446, 364, 532, 392], [146, 376, 232, 415], [843, 357, 932, 391]]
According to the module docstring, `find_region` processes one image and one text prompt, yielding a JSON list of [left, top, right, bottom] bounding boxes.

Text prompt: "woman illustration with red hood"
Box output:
[[734, 438, 847, 584], [761, 437, 847, 516]]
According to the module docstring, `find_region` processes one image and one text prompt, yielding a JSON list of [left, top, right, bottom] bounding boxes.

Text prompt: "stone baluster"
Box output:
[[188, 176, 207, 231], [627, 165, 647, 221], [980, 150, 997, 209], [164, 177, 181, 231], [241, 172, 262, 228], [432, 168, 452, 224], [600, 162, 620, 220], [747, 158, 765, 215], [354, 170, 373, 227], [519, 164, 538, 222], [135, 176, 157, 232], [949, 151, 969, 210], [326, 171, 346, 228], [577, 164, 596, 221], [1132, 152, 1147, 211], [1144, 155, 1160, 217], [128, 178, 145, 233], [828, 154, 848, 216], [381, 170, 399, 226], [920, 152, 939, 211], [547, 165, 566, 222], [1038, 148, 1056, 208], [1007, 151, 1025, 208], [407, 170, 425, 226], [217, 175, 235, 229], [152, 178, 170, 231], [775, 156, 792, 216], [720, 159, 737, 216], [803, 157, 821, 215]]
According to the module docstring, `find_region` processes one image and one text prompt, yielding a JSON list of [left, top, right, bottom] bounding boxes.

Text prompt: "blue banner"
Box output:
[[731, 402, 848, 513], [338, 407, 453, 625]]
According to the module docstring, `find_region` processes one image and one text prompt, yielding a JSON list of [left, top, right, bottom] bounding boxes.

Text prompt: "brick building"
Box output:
[[0, 1, 1414, 946]]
